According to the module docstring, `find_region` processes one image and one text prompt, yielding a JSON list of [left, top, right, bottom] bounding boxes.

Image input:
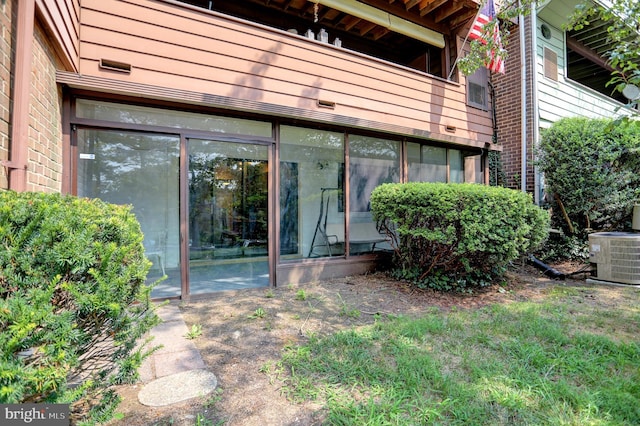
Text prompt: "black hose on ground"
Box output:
[[527, 255, 566, 280]]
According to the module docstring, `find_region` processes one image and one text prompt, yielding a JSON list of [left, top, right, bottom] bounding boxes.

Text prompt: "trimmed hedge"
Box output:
[[371, 183, 549, 291], [0, 191, 160, 423]]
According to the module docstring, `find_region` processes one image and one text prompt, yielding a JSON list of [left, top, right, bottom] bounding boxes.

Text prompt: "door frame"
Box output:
[[181, 134, 275, 298]]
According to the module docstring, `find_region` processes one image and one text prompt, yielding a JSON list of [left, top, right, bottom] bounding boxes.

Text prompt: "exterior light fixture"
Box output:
[[622, 84, 640, 101]]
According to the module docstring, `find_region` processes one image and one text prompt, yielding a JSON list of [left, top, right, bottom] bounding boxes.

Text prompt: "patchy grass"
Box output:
[[273, 286, 640, 425]]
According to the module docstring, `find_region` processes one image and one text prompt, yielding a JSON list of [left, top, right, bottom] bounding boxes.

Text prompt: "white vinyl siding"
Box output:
[[535, 19, 629, 124]]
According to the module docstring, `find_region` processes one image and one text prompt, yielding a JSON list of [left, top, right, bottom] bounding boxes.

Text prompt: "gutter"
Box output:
[[2, 0, 34, 192]]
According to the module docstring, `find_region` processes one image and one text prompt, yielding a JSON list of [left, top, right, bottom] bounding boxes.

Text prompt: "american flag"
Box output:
[[468, 0, 505, 74]]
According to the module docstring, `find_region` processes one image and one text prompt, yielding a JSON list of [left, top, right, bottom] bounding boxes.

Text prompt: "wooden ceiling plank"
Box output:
[[405, 0, 422, 11], [341, 15, 363, 31], [418, 0, 437, 10], [449, 8, 476, 30], [435, 0, 463, 23], [373, 27, 391, 39], [359, 21, 379, 36], [420, 0, 448, 16]]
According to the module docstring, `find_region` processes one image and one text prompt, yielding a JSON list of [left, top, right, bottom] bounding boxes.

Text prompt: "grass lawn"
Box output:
[[270, 285, 640, 425]]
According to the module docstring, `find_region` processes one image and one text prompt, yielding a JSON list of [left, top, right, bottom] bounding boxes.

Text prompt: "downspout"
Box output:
[[488, 81, 498, 186], [519, 4, 527, 193], [3, 0, 35, 192], [530, 3, 541, 204]]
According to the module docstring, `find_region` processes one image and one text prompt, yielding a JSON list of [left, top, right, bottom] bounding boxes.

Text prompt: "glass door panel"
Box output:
[[280, 126, 344, 259], [188, 139, 269, 293], [76, 129, 181, 298], [348, 135, 400, 256]]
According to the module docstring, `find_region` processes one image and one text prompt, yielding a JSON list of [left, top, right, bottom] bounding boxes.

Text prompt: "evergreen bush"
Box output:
[[535, 117, 640, 261], [0, 191, 160, 423], [371, 183, 549, 291]]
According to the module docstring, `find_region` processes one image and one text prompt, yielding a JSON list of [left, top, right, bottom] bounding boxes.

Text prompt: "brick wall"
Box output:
[[1, 1, 63, 193], [492, 17, 535, 195], [0, 0, 15, 190], [28, 23, 63, 192]]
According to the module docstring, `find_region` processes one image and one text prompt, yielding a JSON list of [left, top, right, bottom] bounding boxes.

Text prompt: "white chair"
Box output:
[[145, 231, 167, 275]]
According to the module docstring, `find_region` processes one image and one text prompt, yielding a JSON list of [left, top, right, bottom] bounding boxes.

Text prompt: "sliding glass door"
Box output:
[[188, 139, 269, 294], [76, 129, 182, 298]]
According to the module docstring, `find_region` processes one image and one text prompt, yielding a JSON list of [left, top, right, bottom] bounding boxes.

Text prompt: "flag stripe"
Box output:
[[467, 0, 505, 74]]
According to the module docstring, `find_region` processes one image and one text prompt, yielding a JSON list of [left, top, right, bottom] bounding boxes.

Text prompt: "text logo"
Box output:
[[1, 404, 69, 425]]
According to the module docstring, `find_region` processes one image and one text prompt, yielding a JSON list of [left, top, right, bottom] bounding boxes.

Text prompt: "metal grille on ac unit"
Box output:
[[588, 232, 640, 285]]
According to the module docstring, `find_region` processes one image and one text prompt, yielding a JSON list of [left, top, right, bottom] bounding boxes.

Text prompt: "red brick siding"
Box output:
[[27, 23, 63, 192]]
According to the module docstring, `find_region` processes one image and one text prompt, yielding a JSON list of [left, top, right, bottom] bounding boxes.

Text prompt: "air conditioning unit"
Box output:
[[588, 232, 640, 285]]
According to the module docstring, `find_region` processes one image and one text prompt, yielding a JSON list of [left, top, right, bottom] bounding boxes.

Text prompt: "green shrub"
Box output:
[[371, 183, 549, 291], [535, 117, 640, 261], [537, 117, 640, 234], [0, 191, 160, 423]]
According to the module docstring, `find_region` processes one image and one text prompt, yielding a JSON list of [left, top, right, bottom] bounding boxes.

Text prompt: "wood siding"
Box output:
[[76, 0, 493, 147], [535, 20, 626, 127], [36, 0, 79, 71]]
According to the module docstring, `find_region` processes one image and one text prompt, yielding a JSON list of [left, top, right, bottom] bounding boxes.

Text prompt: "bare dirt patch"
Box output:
[[109, 260, 636, 426]]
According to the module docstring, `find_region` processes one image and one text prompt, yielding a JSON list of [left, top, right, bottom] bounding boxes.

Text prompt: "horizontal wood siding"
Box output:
[[536, 19, 626, 125], [77, 0, 493, 146], [36, 0, 79, 71]]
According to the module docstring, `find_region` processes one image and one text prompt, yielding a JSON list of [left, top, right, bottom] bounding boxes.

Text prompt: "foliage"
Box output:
[[536, 117, 640, 238], [0, 191, 160, 423], [185, 324, 203, 340], [370, 183, 549, 291], [248, 307, 267, 319], [275, 287, 640, 424], [536, 233, 590, 263], [568, 0, 640, 112], [488, 151, 506, 187]]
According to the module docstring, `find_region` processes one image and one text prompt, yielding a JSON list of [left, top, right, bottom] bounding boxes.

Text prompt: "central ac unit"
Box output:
[[588, 232, 640, 285]]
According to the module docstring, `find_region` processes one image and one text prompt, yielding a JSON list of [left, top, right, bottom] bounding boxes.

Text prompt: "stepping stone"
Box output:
[[138, 369, 217, 407]]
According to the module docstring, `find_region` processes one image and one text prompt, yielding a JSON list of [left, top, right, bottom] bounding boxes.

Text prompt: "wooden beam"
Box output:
[[566, 35, 614, 72], [418, 0, 437, 11], [420, 0, 448, 16], [449, 8, 476, 30], [359, 21, 378, 36], [405, 0, 422, 10], [341, 15, 363, 31], [373, 27, 391, 40], [435, 0, 463, 23]]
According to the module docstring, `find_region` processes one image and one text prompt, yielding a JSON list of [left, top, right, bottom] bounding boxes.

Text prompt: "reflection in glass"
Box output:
[[76, 129, 181, 298], [348, 135, 400, 256], [449, 149, 464, 183], [280, 126, 344, 258], [188, 140, 269, 293], [407, 143, 448, 182], [407, 142, 484, 185], [76, 99, 272, 137]]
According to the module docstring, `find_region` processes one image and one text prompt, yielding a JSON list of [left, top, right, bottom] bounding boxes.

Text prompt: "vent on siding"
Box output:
[[544, 47, 558, 81], [99, 59, 132, 73]]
